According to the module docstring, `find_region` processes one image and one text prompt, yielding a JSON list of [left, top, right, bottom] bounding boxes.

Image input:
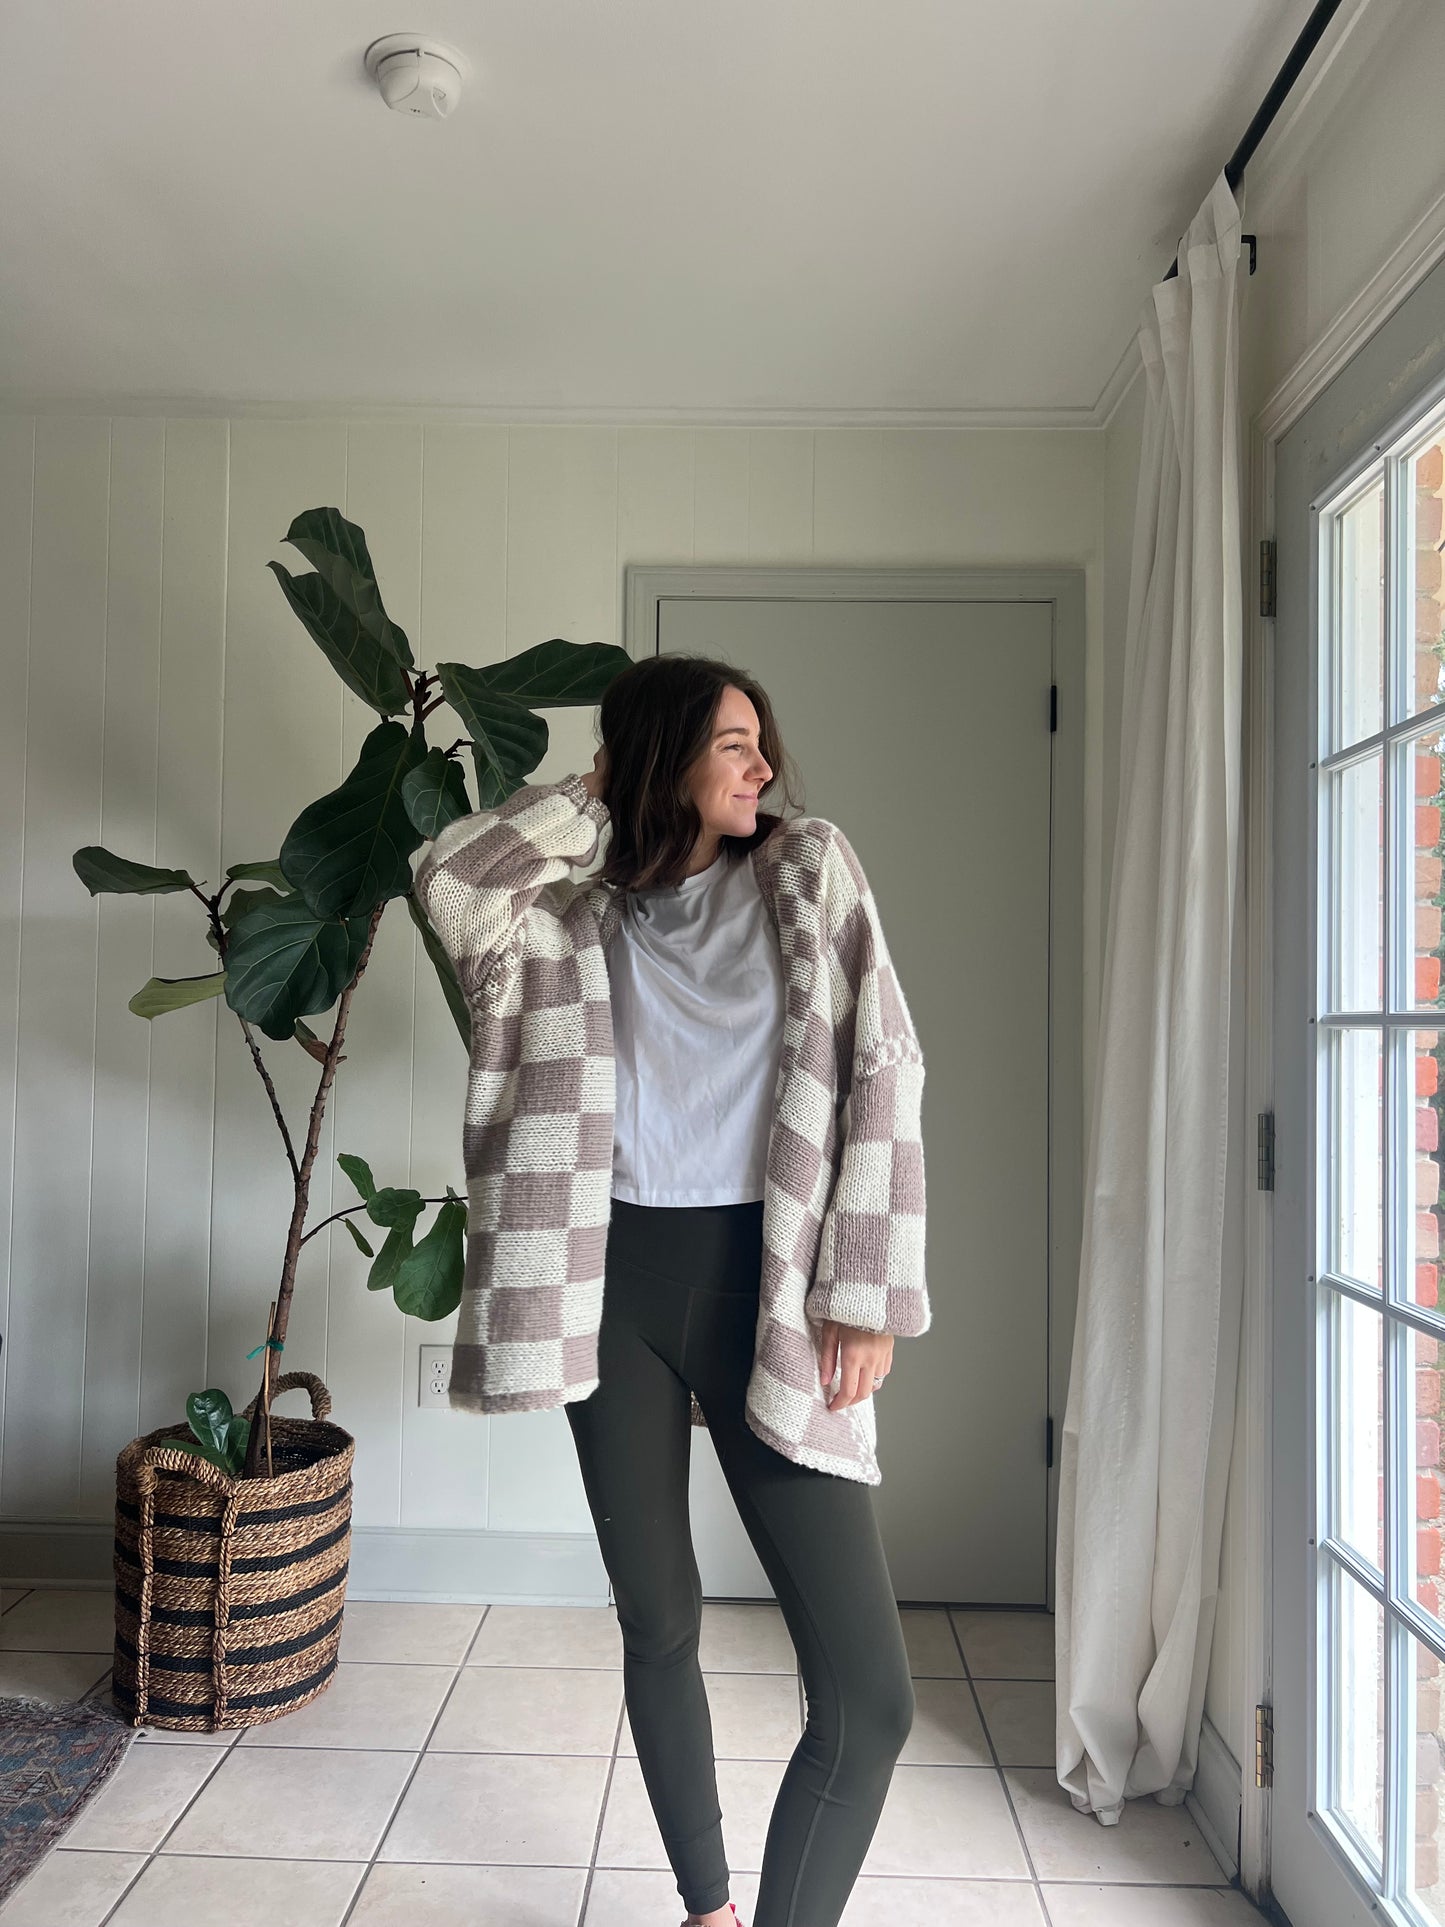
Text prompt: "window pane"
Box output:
[[1401, 1319, 1445, 1629], [1324, 754, 1383, 1013], [1329, 476, 1384, 752], [1405, 1029, 1445, 1312], [1404, 435, 1445, 727], [1325, 1289, 1383, 1571], [1407, 1625, 1445, 1921], [1326, 1027, 1383, 1291], [1404, 726, 1445, 1014], [1324, 1558, 1385, 1868]]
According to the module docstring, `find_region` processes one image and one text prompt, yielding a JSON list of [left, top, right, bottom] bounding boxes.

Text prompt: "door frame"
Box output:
[[624, 563, 1084, 1606], [1244, 216, 1445, 1908]]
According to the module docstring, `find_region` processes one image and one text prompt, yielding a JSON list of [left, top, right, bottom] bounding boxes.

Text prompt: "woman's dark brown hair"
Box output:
[[594, 653, 804, 894]]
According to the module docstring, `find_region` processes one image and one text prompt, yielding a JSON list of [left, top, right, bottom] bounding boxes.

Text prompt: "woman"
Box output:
[[414, 653, 929, 1927]]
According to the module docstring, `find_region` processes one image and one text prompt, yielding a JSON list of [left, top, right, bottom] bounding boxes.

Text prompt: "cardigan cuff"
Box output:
[[557, 770, 612, 834]]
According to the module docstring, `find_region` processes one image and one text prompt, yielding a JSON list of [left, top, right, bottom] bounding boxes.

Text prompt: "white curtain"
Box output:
[[1055, 170, 1248, 1822]]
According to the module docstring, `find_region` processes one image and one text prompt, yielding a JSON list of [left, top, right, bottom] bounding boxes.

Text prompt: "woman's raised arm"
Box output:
[[411, 771, 610, 1004]]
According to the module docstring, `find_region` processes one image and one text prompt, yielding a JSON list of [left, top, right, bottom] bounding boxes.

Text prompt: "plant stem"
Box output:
[[300, 1197, 452, 1248], [240, 898, 387, 1479], [238, 1017, 301, 1184]]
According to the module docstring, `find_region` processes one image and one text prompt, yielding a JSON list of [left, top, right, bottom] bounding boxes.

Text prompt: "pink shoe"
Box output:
[[680, 1907, 743, 1926]]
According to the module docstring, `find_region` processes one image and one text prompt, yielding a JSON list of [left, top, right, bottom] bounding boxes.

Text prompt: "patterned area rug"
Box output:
[[0, 1695, 134, 1907]]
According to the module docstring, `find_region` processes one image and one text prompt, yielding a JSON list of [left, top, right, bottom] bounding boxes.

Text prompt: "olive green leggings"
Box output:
[[564, 1197, 915, 1927]]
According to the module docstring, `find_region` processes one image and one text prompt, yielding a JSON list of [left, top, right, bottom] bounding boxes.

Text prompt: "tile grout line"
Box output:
[[945, 1605, 1056, 1927], [92, 1711, 242, 1927], [574, 1684, 631, 1926], [332, 1603, 497, 1927]]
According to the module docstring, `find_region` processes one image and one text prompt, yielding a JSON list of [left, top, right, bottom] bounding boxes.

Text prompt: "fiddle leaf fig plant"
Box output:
[[171, 1390, 252, 1479], [74, 505, 629, 1477]]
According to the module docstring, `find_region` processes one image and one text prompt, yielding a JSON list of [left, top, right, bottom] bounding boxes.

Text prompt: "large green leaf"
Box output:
[[281, 508, 414, 670], [280, 720, 428, 919], [73, 848, 196, 896], [223, 895, 371, 1041], [392, 1196, 466, 1320], [406, 891, 472, 1052], [464, 637, 632, 708], [129, 972, 228, 1020], [220, 884, 288, 930], [337, 1152, 377, 1202], [366, 1186, 426, 1230], [186, 1388, 235, 1457], [367, 1220, 416, 1295], [401, 748, 472, 838], [180, 1390, 250, 1476], [267, 561, 412, 716], [225, 859, 292, 890], [434, 666, 549, 808]]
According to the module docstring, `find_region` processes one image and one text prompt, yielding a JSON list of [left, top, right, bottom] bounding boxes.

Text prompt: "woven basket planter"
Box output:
[[111, 1371, 354, 1733]]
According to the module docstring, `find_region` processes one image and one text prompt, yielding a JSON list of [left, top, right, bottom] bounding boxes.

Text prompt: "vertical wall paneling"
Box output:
[[6, 417, 110, 1515], [398, 427, 507, 1531], [209, 423, 349, 1434], [505, 428, 618, 667], [79, 418, 165, 1510], [617, 428, 695, 640], [0, 418, 36, 1514], [692, 429, 751, 563], [140, 419, 230, 1438], [746, 430, 814, 562], [813, 431, 888, 563], [328, 422, 425, 1531]]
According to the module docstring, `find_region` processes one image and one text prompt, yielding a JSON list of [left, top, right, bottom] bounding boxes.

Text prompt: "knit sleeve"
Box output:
[[411, 773, 610, 1004], [803, 827, 929, 1338]]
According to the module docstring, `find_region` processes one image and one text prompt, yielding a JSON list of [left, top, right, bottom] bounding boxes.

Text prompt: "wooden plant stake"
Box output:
[[264, 1299, 276, 1477]]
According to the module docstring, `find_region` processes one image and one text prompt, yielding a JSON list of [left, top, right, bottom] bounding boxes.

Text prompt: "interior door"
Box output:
[[632, 581, 1072, 1607], [1272, 251, 1445, 1925]]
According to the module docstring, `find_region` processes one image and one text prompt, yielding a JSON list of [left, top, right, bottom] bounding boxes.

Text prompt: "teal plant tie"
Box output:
[[246, 1336, 285, 1360]]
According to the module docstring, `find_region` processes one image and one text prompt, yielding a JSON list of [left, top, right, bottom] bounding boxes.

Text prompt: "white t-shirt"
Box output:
[[608, 844, 787, 1207]]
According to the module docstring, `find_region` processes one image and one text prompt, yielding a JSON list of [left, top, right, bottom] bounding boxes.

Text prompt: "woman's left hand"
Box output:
[[817, 1321, 895, 1410]]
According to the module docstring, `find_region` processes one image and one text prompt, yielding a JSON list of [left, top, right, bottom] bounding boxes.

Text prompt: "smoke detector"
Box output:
[[364, 35, 469, 120]]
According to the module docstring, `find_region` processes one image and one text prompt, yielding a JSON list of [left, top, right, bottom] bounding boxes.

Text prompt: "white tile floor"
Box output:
[[0, 1584, 1274, 1927]]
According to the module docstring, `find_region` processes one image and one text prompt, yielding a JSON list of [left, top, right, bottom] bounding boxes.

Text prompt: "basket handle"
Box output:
[[132, 1374, 333, 1499], [134, 1442, 237, 1500], [240, 1370, 332, 1424]]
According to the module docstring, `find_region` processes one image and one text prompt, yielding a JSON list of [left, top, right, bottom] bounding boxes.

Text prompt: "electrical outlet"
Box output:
[[418, 1346, 453, 1409]]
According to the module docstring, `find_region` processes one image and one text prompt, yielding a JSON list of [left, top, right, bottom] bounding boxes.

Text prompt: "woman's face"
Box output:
[[685, 685, 773, 845]]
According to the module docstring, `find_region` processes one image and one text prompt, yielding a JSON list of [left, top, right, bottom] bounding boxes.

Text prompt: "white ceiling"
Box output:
[[1, 1, 1313, 423]]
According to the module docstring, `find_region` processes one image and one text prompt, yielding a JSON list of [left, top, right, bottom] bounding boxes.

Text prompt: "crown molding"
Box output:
[[1255, 177, 1445, 445], [0, 392, 1107, 432]]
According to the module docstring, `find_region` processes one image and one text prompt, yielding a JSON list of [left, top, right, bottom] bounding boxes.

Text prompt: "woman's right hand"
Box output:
[[581, 743, 609, 802]]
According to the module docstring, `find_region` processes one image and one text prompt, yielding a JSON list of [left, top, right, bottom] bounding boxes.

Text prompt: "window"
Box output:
[[1316, 401, 1445, 1920]]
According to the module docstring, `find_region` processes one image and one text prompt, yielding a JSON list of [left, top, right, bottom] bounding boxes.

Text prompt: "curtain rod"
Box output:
[[1163, 0, 1347, 281]]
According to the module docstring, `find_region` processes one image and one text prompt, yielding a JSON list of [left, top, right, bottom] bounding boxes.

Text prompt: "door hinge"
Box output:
[[1049, 684, 1058, 732], [1260, 540, 1277, 619], [1257, 1111, 1276, 1192], [1255, 1702, 1274, 1789], [1045, 1414, 1055, 1468]]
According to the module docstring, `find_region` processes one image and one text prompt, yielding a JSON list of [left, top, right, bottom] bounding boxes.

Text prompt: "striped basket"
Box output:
[[111, 1372, 354, 1732]]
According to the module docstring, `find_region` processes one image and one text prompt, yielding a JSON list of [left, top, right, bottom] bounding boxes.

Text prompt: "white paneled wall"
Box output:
[[0, 415, 1104, 1540]]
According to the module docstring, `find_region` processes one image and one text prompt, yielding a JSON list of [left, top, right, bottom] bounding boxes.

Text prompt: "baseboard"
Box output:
[[1187, 1713, 1243, 1882], [0, 1519, 611, 1607]]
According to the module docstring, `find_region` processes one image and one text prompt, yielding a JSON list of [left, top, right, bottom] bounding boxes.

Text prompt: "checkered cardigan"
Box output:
[[411, 771, 928, 1485]]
